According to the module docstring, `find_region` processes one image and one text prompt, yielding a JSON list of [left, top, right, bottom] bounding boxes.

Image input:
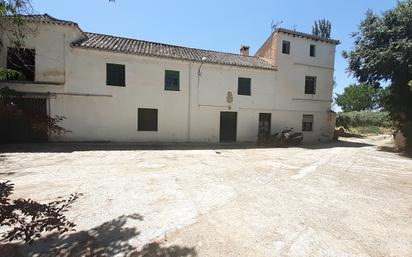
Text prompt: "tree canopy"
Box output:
[[343, 0, 412, 151], [0, 0, 32, 45], [0, 0, 32, 80], [335, 83, 386, 112], [312, 19, 331, 38]]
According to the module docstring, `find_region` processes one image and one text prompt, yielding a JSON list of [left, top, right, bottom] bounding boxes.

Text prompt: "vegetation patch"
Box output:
[[336, 111, 392, 129]]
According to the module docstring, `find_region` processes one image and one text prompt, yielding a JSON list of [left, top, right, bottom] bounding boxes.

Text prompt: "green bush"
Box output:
[[349, 126, 381, 135], [336, 111, 392, 129]]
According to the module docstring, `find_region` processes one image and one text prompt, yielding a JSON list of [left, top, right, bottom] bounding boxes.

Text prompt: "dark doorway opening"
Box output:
[[258, 113, 271, 135], [220, 112, 237, 142], [0, 97, 48, 143]]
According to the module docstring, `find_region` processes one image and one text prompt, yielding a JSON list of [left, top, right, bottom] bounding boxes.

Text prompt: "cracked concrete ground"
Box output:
[[0, 136, 412, 257]]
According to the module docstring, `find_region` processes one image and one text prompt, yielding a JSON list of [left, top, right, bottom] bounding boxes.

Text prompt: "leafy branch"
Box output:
[[0, 180, 80, 244]]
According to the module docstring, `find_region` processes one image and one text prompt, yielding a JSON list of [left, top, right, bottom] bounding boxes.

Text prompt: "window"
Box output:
[[7, 48, 35, 81], [238, 77, 251, 96], [106, 63, 125, 87], [302, 115, 314, 132], [138, 108, 158, 131], [305, 76, 316, 94], [282, 41, 290, 54], [165, 70, 180, 91], [310, 44, 316, 57]]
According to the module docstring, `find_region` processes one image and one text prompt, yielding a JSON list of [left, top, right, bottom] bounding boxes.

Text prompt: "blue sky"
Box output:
[[32, 0, 398, 96]]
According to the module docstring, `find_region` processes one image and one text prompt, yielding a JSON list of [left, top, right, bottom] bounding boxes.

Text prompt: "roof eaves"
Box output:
[[72, 43, 277, 71], [7, 13, 84, 33], [275, 28, 340, 45], [71, 32, 277, 71]]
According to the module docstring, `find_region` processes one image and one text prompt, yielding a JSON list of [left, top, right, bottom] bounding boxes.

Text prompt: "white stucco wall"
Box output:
[[0, 22, 337, 143], [264, 32, 337, 142], [0, 23, 84, 84]]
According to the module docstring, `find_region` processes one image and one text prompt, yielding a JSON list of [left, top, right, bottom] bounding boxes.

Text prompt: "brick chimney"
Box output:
[[240, 45, 250, 56]]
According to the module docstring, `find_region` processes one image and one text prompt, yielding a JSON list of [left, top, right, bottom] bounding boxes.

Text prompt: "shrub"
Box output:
[[336, 111, 392, 129]]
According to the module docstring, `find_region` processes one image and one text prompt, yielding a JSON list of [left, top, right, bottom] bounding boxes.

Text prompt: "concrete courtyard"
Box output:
[[0, 136, 411, 257]]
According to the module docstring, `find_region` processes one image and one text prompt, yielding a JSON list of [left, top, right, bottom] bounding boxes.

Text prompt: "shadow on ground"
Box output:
[[336, 130, 366, 139], [378, 145, 412, 158], [0, 139, 374, 153], [0, 213, 197, 257], [301, 140, 374, 150]]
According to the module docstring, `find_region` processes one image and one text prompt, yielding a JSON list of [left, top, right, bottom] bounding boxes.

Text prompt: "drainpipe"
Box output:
[[47, 91, 51, 116], [197, 57, 207, 107], [187, 63, 192, 142], [187, 57, 207, 141]]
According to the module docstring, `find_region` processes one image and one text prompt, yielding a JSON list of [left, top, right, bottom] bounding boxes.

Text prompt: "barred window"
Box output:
[[305, 76, 316, 94], [282, 41, 290, 54], [302, 115, 314, 132]]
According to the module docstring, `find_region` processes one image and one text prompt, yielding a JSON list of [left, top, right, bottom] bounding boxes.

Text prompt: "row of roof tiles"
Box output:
[[7, 14, 339, 70], [73, 32, 276, 70]]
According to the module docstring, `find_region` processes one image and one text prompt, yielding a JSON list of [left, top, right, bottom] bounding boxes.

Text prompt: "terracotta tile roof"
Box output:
[[12, 14, 275, 70], [275, 28, 340, 45], [72, 32, 276, 70], [15, 13, 82, 30]]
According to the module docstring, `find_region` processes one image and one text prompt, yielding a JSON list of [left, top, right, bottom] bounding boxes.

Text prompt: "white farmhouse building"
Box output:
[[0, 14, 339, 143]]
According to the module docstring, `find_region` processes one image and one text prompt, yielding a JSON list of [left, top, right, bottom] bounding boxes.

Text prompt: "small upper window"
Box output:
[[282, 41, 290, 54], [238, 77, 251, 96], [6, 48, 35, 81], [302, 115, 314, 132], [305, 76, 316, 94], [106, 63, 125, 87], [310, 44, 316, 57], [165, 70, 180, 91]]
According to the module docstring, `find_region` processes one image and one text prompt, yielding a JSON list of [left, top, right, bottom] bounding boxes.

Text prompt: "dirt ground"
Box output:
[[0, 136, 411, 257]]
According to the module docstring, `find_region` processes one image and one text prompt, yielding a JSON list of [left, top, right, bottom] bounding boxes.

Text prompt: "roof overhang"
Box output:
[[275, 28, 340, 45]]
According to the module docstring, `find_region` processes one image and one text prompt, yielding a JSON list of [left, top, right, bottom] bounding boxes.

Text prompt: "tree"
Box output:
[[0, 87, 71, 143], [0, 0, 32, 80], [1, 0, 112, 79], [342, 0, 412, 152], [0, 180, 79, 243], [312, 19, 332, 38], [335, 83, 384, 112]]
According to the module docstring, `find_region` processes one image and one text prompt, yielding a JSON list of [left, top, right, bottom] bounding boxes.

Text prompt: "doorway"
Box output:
[[0, 97, 48, 143], [220, 112, 237, 142], [258, 113, 271, 135]]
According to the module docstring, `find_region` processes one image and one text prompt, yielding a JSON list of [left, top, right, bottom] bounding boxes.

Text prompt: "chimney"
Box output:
[[240, 45, 250, 56]]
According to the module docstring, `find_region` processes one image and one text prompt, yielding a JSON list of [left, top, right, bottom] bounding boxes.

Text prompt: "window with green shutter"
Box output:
[[106, 63, 125, 87], [165, 70, 180, 91], [238, 77, 251, 96], [138, 108, 158, 131]]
